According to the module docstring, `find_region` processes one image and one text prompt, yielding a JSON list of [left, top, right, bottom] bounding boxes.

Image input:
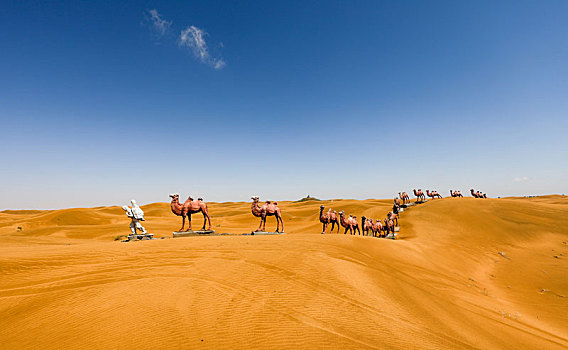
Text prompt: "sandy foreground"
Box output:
[[0, 196, 566, 349]]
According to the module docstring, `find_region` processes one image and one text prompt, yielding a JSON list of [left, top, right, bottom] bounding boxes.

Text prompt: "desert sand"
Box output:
[[0, 196, 566, 349]]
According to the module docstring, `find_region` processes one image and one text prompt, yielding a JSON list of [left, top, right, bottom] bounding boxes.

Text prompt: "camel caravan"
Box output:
[[470, 189, 488, 198], [161, 188, 487, 239], [319, 201, 399, 239], [317, 187, 488, 239]]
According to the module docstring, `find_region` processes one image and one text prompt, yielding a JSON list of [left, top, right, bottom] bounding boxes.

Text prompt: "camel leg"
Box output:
[[186, 214, 192, 232], [275, 216, 280, 233], [179, 215, 186, 231], [322, 222, 327, 234], [344, 227, 348, 235], [278, 214, 284, 232], [201, 211, 207, 230], [261, 215, 267, 231]]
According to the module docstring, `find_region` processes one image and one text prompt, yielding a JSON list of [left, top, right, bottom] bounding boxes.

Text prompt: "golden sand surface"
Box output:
[[0, 196, 566, 349]]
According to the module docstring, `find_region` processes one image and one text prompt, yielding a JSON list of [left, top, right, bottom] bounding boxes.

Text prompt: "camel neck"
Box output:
[[251, 202, 261, 215], [171, 200, 183, 214]]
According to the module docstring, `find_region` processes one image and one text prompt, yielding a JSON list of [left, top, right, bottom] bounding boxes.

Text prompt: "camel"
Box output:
[[339, 211, 360, 235], [384, 217, 395, 238], [319, 205, 330, 234], [470, 189, 486, 198], [426, 190, 442, 199], [361, 216, 374, 236], [413, 189, 426, 202], [398, 192, 410, 205], [372, 219, 384, 238], [169, 193, 212, 232], [319, 205, 340, 234], [251, 196, 284, 232], [394, 197, 401, 206], [328, 208, 340, 233], [388, 211, 398, 227], [450, 190, 463, 198]]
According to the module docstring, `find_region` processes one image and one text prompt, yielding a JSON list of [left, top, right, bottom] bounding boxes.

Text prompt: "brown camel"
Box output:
[[169, 193, 212, 232], [388, 211, 398, 227], [320, 205, 339, 234], [339, 211, 360, 235], [450, 190, 463, 198], [319, 205, 330, 234], [251, 196, 284, 232], [384, 217, 395, 238], [398, 192, 410, 205], [319, 205, 340, 234], [470, 189, 486, 198], [328, 208, 340, 233], [372, 219, 384, 238], [426, 190, 442, 199], [413, 189, 426, 202], [361, 216, 374, 236]]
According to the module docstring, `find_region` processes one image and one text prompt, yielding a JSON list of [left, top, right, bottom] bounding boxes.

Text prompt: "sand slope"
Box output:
[[0, 197, 566, 349]]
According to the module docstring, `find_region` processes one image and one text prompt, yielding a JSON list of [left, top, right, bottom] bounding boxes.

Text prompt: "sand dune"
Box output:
[[0, 196, 566, 349]]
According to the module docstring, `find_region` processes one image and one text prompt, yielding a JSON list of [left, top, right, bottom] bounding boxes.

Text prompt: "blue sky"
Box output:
[[1, 1, 567, 209]]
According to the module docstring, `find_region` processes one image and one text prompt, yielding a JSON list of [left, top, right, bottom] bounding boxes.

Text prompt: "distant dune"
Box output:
[[0, 196, 566, 349]]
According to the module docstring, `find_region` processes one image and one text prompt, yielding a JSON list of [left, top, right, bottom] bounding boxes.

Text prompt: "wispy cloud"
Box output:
[[178, 25, 225, 70], [145, 9, 172, 36], [143, 10, 226, 70], [513, 176, 529, 182]]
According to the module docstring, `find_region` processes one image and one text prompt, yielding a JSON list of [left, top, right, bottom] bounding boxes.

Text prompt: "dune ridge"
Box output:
[[0, 196, 566, 349]]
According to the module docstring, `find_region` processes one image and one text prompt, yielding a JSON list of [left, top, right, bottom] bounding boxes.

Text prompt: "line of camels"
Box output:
[[319, 205, 398, 237], [398, 189, 487, 204], [169, 189, 488, 234]]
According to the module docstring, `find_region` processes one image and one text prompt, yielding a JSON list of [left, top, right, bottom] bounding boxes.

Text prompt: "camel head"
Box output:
[[320, 205, 325, 209], [251, 196, 259, 203], [339, 210, 345, 217], [169, 193, 180, 202]]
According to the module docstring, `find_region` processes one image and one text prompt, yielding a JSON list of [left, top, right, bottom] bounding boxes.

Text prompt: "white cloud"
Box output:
[[513, 177, 529, 182], [179, 25, 226, 70], [146, 9, 172, 36]]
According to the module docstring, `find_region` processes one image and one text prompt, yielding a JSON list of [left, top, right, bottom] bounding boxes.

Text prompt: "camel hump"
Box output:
[[198, 197, 203, 201]]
